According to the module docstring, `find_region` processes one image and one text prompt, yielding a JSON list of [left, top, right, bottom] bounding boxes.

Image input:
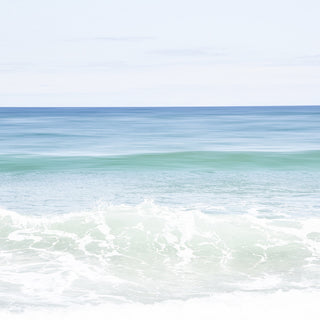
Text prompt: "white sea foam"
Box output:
[[0, 201, 319, 310], [1, 290, 319, 320]]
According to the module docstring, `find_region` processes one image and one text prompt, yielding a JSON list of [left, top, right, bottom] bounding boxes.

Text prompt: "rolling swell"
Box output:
[[1, 150, 320, 172]]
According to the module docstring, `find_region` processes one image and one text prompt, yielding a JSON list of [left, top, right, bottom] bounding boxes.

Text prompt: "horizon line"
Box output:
[[0, 105, 320, 108]]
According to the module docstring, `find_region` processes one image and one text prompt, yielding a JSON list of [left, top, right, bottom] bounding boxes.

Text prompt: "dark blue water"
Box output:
[[1, 107, 320, 157]]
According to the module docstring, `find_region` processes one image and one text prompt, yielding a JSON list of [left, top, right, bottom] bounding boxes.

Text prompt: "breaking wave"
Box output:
[[0, 201, 319, 309]]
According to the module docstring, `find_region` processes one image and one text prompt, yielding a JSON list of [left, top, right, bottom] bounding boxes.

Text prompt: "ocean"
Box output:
[[0, 106, 319, 319]]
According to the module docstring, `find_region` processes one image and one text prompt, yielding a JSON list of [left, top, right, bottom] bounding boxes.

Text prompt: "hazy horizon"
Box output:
[[1, 105, 320, 108]]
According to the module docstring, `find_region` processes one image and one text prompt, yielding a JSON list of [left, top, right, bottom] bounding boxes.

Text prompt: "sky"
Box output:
[[0, 0, 319, 107]]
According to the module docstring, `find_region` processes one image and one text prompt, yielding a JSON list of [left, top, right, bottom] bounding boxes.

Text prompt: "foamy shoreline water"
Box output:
[[1, 202, 319, 309], [2, 290, 319, 320]]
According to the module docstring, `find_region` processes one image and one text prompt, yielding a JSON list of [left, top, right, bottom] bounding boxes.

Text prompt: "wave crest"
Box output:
[[1, 150, 320, 171], [0, 201, 319, 306]]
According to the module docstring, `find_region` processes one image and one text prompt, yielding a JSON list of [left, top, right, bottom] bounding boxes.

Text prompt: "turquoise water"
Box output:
[[0, 107, 319, 315]]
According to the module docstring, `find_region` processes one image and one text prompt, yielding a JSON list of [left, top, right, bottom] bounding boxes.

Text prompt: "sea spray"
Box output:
[[0, 201, 319, 308]]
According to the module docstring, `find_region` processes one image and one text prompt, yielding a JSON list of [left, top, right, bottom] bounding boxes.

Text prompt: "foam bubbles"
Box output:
[[0, 201, 319, 309]]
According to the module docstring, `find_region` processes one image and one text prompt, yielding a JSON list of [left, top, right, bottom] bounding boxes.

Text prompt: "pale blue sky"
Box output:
[[0, 0, 319, 106]]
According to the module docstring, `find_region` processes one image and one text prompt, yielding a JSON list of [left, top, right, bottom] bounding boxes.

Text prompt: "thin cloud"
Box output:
[[69, 36, 155, 42], [0, 60, 131, 73], [296, 54, 320, 65], [149, 48, 227, 57], [0, 62, 34, 73]]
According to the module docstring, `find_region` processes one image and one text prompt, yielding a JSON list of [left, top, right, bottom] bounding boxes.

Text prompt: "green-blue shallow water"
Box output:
[[1, 150, 320, 172], [0, 107, 319, 313]]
